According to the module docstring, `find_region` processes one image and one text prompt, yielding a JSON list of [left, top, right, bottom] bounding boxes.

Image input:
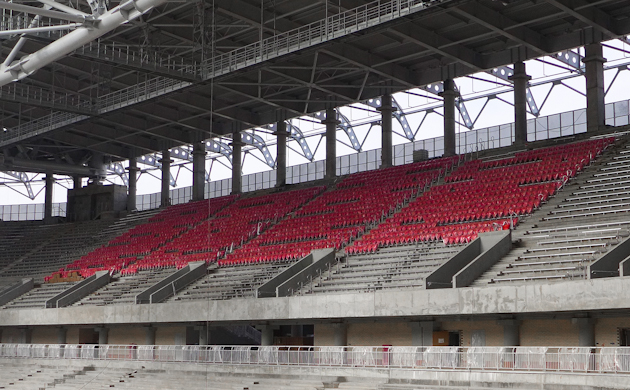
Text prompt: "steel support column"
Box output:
[[323, 108, 339, 179], [160, 150, 171, 207], [584, 43, 606, 132], [231, 132, 242, 194], [73, 176, 82, 190], [276, 121, 288, 187], [44, 172, 54, 224], [442, 79, 457, 157], [127, 158, 138, 211], [192, 142, 206, 201], [511, 61, 530, 145], [379, 94, 394, 168]]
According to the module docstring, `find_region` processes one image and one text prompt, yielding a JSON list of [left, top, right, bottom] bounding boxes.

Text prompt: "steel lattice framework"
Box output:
[[0, 0, 629, 187]]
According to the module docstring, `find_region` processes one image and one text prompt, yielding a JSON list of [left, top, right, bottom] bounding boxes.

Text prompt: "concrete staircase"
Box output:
[[473, 136, 630, 286]]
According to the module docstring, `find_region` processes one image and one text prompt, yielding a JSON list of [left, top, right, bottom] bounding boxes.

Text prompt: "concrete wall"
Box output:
[[2, 277, 630, 327], [348, 323, 412, 346], [595, 317, 630, 347], [520, 319, 578, 346], [31, 327, 57, 344], [156, 326, 186, 345], [1, 328, 22, 343], [109, 327, 145, 345]]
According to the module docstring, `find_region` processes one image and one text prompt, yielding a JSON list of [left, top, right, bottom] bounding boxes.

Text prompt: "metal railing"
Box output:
[[1, 344, 630, 374], [77, 40, 201, 78], [0, 0, 443, 147], [0, 83, 93, 113]]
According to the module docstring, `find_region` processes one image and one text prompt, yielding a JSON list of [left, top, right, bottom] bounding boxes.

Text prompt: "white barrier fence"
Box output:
[[1, 344, 630, 373]]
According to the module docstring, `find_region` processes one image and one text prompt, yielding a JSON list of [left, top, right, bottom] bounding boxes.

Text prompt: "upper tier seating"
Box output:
[[303, 138, 614, 295], [47, 196, 237, 281], [475, 137, 630, 285], [138, 186, 324, 269], [223, 157, 460, 266], [348, 138, 613, 253]]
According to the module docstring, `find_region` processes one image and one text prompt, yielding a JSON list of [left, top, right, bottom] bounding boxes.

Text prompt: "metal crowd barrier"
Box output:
[[1, 344, 629, 374]]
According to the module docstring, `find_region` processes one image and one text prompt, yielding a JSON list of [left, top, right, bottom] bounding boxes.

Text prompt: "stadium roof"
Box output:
[[0, 0, 629, 168]]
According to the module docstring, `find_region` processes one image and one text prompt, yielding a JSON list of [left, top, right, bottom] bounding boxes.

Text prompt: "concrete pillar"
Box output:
[[231, 132, 242, 194], [198, 326, 209, 346], [510, 61, 530, 145], [127, 158, 138, 212], [144, 327, 156, 346], [323, 108, 339, 179], [498, 320, 521, 346], [73, 176, 82, 190], [584, 43, 606, 132], [332, 323, 347, 346], [276, 121, 288, 187], [379, 94, 394, 168], [411, 321, 435, 347], [44, 172, 54, 224], [442, 79, 457, 157], [96, 327, 109, 345], [57, 327, 67, 344], [20, 328, 32, 344], [573, 318, 596, 347], [192, 142, 206, 201], [259, 325, 274, 346], [160, 150, 171, 207]]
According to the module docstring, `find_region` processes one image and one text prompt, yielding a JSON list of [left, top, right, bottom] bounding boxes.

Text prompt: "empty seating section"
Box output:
[[307, 242, 463, 294], [349, 138, 613, 253], [119, 195, 238, 273], [224, 158, 459, 266], [47, 197, 236, 281], [75, 268, 176, 306], [170, 262, 290, 301], [0, 362, 328, 390], [476, 138, 630, 285], [1, 282, 75, 310], [146, 187, 323, 269]]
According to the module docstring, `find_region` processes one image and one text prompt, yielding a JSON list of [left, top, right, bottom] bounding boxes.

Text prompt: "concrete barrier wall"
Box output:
[[276, 248, 335, 297], [45, 271, 110, 308], [425, 239, 481, 289], [149, 262, 207, 303], [453, 230, 512, 288], [255, 254, 314, 298], [4, 276, 630, 326], [0, 279, 33, 307], [136, 264, 195, 304], [620, 257, 630, 277], [589, 235, 630, 278]]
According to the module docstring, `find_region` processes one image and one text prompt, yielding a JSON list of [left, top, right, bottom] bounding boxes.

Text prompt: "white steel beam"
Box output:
[[0, 0, 168, 87]]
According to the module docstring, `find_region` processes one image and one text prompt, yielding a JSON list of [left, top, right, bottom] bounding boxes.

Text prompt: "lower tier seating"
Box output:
[[73, 268, 176, 306], [304, 242, 464, 294], [1, 282, 75, 310], [167, 261, 292, 301]]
